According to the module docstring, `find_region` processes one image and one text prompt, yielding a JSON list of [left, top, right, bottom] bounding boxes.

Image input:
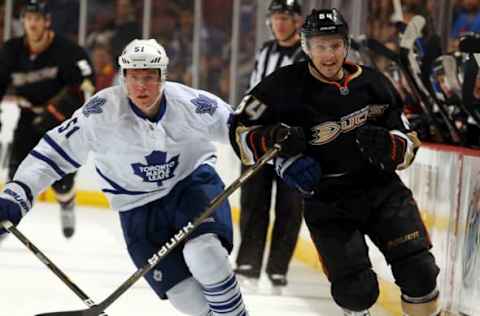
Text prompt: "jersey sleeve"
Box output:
[[248, 42, 271, 91], [229, 76, 282, 164], [61, 44, 95, 87], [46, 44, 96, 120], [373, 71, 412, 132], [249, 54, 261, 90], [371, 70, 421, 168], [12, 107, 94, 198]]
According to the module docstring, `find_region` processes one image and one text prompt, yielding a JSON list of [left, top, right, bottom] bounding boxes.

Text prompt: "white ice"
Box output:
[[0, 203, 393, 316]]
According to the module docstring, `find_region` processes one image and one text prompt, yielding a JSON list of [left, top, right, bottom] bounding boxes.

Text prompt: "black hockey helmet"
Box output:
[[22, 0, 50, 17], [300, 8, 349, 55], [268, 0, 302, 16], [301, 8, 349, 40]]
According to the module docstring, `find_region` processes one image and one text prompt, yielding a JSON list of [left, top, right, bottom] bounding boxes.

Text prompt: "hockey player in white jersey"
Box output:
[[0, 39, 248, 316]]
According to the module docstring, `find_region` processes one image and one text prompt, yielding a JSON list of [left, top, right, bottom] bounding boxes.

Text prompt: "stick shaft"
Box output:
[[2, 221, 107, 316], [96, 145, 280, 312]]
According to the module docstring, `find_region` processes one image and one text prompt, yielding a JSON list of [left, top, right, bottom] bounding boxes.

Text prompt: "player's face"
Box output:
[[125, 69, 162, 114], [270, 12, 297, 42], [307, 35, 347, 81], [23, 12, 49, 43]]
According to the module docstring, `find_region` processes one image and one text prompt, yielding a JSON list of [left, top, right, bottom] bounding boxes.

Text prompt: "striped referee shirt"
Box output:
[[249, 39, 305, 90]]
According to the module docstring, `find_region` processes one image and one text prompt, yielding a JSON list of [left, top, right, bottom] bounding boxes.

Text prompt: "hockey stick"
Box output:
[[365, 36, 446, 141], [35, 145, 281, 316], [442, 55, 480, 125], [349, 36, 376, 68], [392, 0, 404, 23], [399, 15, 463, 144], [0, 221, 107, 316]]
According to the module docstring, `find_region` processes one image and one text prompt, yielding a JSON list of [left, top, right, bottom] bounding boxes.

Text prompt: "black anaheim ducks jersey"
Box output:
[[234, 60, 410, 177], [0, 34, 94, 106]]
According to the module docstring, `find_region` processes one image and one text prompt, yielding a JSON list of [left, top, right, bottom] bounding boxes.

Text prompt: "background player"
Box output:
[[0, 0, 95, 238], [234, 0, 305, 287]]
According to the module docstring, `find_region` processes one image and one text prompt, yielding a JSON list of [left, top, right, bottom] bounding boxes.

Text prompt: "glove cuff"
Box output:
[[275, 154, 303, 178], [390, 130, 421, 170], [1, 182, 33, 216]]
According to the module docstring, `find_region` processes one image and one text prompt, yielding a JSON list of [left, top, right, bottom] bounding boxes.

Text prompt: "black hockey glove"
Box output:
[[32, 104, 63, 133], [33, 99, 78, 134], [355, 125, 408, 172], [248, 123, 306, 158]]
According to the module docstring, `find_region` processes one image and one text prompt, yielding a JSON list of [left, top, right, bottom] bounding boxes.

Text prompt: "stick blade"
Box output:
[[35, 306, 103, 316]]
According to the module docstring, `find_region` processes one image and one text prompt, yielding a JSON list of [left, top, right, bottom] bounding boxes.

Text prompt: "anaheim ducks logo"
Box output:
[[310, 122, 341, 145], [310, 106, 369, 145]]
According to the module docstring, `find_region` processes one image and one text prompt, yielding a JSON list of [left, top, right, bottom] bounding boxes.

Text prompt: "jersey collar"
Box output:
[[128, 93, 167, 123]]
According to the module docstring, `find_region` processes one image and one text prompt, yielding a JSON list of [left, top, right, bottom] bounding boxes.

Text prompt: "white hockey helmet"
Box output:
[[118, 39, 169, 83]]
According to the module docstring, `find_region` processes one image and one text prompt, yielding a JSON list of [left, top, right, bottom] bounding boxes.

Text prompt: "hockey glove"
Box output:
[[355, 125, 419, 172], [275, 154, 321, 196], [33, 92, 80, 134], [0, 182, 33, 235], [33, 103, 68, 133], [247, 123, 306, 159]]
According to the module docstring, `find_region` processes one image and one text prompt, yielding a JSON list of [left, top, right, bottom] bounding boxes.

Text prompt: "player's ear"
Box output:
[[294, 15, 304, 30], [45, 16, 52, 29]]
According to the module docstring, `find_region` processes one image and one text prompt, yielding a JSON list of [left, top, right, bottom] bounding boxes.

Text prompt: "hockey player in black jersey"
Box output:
[[230, 8, 443, 316], [0, 0, 95, 238], [234, 0, 305, 287]]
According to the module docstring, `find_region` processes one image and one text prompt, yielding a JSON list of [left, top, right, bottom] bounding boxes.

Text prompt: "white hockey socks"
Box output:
[[167, 277, 211, 316], [184, 234, 248, 316]]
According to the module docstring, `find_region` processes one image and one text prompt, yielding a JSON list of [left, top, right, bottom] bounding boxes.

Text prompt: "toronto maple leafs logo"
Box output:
[[131, 151, 179, 186], [191, 94, 218, 116], [82, 96, 106, 117]]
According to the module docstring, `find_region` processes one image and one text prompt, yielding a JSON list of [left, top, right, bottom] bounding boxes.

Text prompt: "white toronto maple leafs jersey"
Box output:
[[13, 82, 232, 211]]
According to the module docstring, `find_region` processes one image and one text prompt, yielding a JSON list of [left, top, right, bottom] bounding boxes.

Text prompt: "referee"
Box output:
[[234, 0, 305, 287]]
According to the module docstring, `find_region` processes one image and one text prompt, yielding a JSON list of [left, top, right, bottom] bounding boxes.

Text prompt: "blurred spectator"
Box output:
[[150, 7, 177, 46], [168, 9, 194, 83], [474, 71, 480, 100], [367, 0, 395, 43], [48, 0, 80, 41], [85, 1, 115, 50], [91, 43, 115, 91], [110, 0, 141, 70], [451, 0, 480, 38]]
